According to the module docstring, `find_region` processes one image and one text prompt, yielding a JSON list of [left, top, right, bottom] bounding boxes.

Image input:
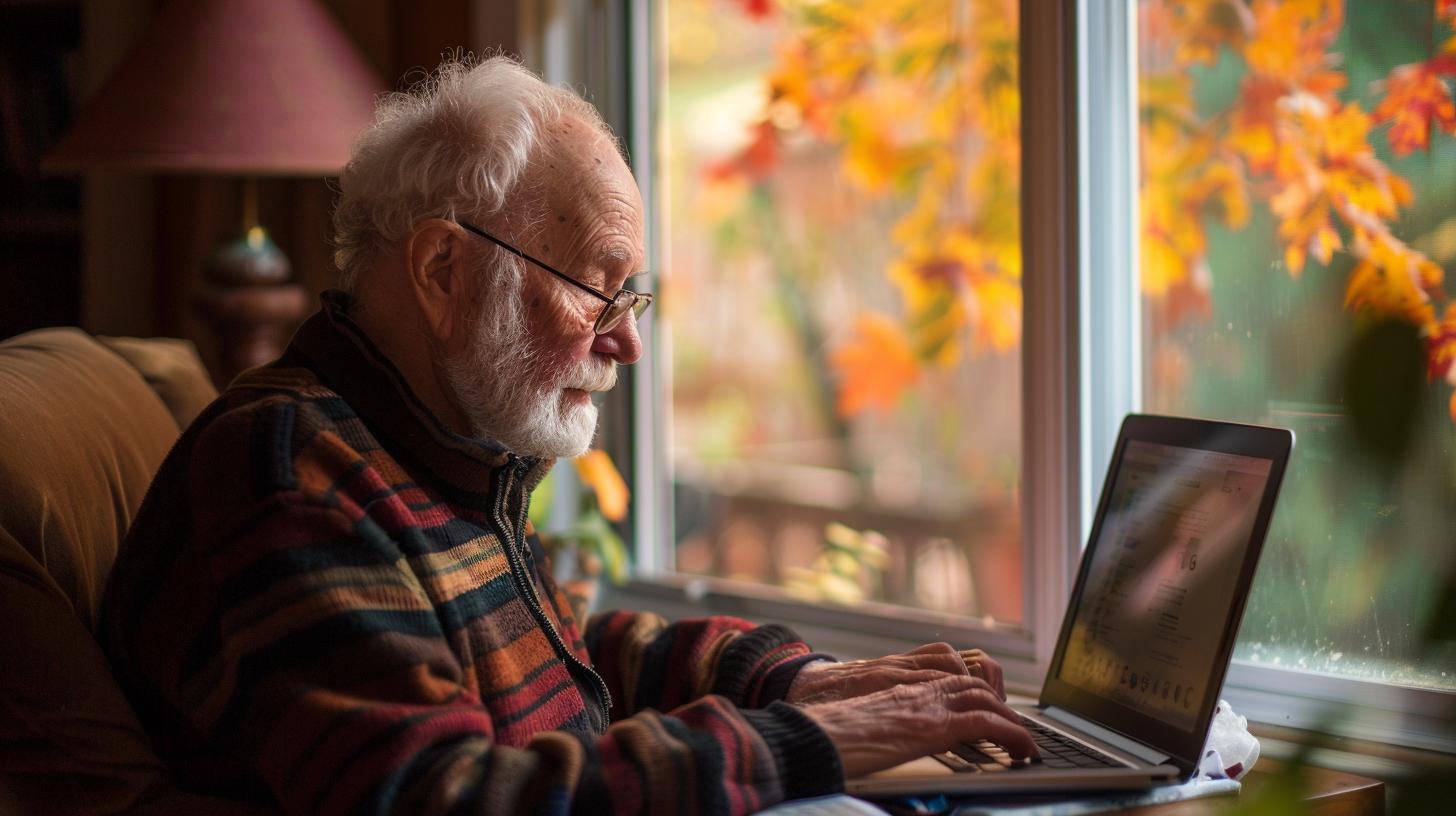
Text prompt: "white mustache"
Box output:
[[561, 360, 617, 392]]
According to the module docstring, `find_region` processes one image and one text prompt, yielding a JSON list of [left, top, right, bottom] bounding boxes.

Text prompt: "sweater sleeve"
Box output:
[[172, 493, 842, 815], [583, 610, 834, 718]]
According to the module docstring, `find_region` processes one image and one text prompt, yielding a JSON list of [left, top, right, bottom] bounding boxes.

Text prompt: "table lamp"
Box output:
[[44, 0, 383, 382]]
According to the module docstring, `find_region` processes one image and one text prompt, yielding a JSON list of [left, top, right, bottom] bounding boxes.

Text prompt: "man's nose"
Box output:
[[591, 310, 643, 364]]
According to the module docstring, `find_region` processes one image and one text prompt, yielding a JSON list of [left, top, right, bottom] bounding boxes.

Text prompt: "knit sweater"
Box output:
[[101, 291, 843, 815]]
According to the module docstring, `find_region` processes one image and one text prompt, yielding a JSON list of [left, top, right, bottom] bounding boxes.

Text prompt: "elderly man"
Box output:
[[102, 57, 1033, 814]]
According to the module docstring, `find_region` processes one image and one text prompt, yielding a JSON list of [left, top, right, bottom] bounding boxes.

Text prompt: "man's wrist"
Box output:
[[784, 658, 836, 703], [762, 654, 836, 705], [740, 700, 846, 800]]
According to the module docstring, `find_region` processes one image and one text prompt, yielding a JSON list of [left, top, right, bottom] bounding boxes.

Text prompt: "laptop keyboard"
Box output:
[[931, 717, 1126, 773]]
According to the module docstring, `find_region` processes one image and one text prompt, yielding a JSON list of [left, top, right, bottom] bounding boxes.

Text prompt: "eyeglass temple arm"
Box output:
[[458, 221, 615, 305]]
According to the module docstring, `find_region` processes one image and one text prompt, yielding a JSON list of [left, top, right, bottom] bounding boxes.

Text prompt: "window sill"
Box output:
[[600, 576, 1456, 757], [600, 575, 1043, 686]]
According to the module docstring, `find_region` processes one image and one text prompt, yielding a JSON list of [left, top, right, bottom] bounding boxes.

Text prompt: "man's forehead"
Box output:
[[536, 145, 645, 261]]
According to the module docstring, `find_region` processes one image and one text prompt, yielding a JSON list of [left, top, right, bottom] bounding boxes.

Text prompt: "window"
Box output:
[[558, 0, 1456, 747], [1136, 0, 1456, 693], [652, 0, 1026, 624]]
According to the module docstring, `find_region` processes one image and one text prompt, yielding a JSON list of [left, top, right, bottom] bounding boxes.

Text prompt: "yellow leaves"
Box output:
[[1319, 102, 1375, 164], [890, 258, 965, 365], [838, 97, 931, 193], [1138, 111, 1246, 293], [767, 43, 828, 135], [887, 227, 1022, 361], [1243, 3, 1304, 78], [784, 522, 889, 605], [830, 313, 921, 417], [1143, 230, 1190, 297], [1269, 184, 1329, 276], [1313, 222, 1343, 266], [1229, 119, 1277, 173], [1171, 0, 1252, 67], [1244, 0, 1343, 83], [719, 0, 1021, 420], [1343, 234, 1442, 327], [970, 276, 1023, 351], [1256, 100, 1412, 279], [1135, 0, 1456, 427], [574, 450, 629, 523]]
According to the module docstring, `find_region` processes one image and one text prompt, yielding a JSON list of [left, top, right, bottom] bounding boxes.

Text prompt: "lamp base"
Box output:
[[192, 226, 310, 385]]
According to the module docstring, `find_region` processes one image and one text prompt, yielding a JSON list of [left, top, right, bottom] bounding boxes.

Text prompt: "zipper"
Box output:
[[491, 459, 613, 734]]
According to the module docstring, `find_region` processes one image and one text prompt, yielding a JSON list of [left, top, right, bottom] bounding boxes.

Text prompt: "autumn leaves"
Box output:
[[711, 0, 1456, 422]]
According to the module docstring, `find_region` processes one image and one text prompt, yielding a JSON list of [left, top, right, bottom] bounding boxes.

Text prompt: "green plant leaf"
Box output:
[[528, 467, 555, 531]]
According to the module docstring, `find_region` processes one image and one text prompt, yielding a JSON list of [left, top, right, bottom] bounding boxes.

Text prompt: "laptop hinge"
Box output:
[[1039, 707, 1171, 765]]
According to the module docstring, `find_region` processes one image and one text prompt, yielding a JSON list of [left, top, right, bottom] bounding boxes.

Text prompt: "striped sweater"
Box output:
[[101, 292, 842, 815]]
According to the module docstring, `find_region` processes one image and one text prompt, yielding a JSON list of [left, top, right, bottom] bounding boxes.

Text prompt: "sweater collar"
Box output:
[[285, 290, 552, 503]]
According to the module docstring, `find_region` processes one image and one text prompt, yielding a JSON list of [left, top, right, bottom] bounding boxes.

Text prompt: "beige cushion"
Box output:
[[98, 336, 216, 430], [0, 329, 261, 815], [0, 328, 180, 626]]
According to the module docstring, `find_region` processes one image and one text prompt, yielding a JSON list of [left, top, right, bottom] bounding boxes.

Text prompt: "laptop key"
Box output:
[[933, 751, 980, 772], [949, 742, 1015, 772]]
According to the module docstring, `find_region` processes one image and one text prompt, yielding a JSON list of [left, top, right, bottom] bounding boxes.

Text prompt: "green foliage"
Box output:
[[550, 504, 630, 584]]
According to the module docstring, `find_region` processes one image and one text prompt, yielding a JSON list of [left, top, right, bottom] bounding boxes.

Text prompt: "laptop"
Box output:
[[847, 414, 1294, 797]]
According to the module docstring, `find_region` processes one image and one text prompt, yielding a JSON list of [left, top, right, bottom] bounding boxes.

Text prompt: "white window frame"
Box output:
[[595, 0, 1085, 691], [1075, 0, 1456, 754], [516, 0, 1456, 752]]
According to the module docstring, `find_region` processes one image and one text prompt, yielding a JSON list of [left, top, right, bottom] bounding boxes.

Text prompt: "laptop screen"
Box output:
[[1054, 439, 1274, 732]]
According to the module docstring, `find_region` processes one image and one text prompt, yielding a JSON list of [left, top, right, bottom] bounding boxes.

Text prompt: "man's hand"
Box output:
[[799, 675, 1036, 777], [786, 642, 1007, 704]]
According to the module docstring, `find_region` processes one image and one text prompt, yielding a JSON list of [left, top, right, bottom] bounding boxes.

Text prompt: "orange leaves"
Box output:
[[1372, 1, 1456, 154], [1244, 0, 1343, 83], [1436, 306, 1456, 423], [1425, 303, 1456, 382], [707, 121, 780, 183], [1171, 0, 1253, 67], [574, 450, 629, 523], [1139, 0, 1456, 425], [1375, 64, 1456, 156], [1343, 234, 1442, 326], [830, 314, 921, 417], [1138, 112, 1248, 293], [712, 0, 1020, 420]]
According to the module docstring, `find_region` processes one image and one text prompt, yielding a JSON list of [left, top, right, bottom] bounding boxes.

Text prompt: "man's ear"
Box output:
[[403, 219, 473, 348]]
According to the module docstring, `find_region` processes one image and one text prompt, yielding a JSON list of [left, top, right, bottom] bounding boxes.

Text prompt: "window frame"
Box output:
[[524, 0, 1456, 751], [1075, 0, 1456, 754], [599, 0, 1084, 690]]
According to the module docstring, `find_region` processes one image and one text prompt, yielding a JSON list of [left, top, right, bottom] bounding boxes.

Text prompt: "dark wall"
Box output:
[[0, 1, 81, 337], [0, 0, 521, 378]]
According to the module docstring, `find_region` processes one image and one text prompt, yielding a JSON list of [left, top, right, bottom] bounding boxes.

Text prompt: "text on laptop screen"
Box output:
[[1057, 440, 1272, 731]]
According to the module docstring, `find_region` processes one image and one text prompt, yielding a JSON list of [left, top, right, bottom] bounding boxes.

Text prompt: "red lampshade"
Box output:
[[44, 0, 384, 175]]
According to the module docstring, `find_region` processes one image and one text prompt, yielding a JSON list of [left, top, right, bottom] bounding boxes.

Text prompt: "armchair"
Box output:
[[0, 328, 265, 815]]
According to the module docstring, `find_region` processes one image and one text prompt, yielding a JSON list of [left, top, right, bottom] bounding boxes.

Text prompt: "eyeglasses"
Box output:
[[458, 220, 652, 335]]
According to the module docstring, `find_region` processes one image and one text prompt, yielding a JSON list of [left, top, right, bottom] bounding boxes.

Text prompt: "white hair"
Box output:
[[332, 55, 614, 292]]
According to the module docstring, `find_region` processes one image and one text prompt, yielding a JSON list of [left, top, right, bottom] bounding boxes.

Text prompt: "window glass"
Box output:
[[1138, 0, 1456, 688], [659, 0, 1023, 623]]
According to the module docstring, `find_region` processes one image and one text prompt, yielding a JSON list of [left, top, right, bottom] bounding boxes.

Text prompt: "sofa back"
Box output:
[[0, 328, 264, 815]]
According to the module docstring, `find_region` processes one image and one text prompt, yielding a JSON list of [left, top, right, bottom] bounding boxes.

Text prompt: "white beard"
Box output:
[[442, 301, 617, 459]]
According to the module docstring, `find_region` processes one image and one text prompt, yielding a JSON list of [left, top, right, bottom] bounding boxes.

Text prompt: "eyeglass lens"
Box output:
[[595, 291, 652, 334]]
